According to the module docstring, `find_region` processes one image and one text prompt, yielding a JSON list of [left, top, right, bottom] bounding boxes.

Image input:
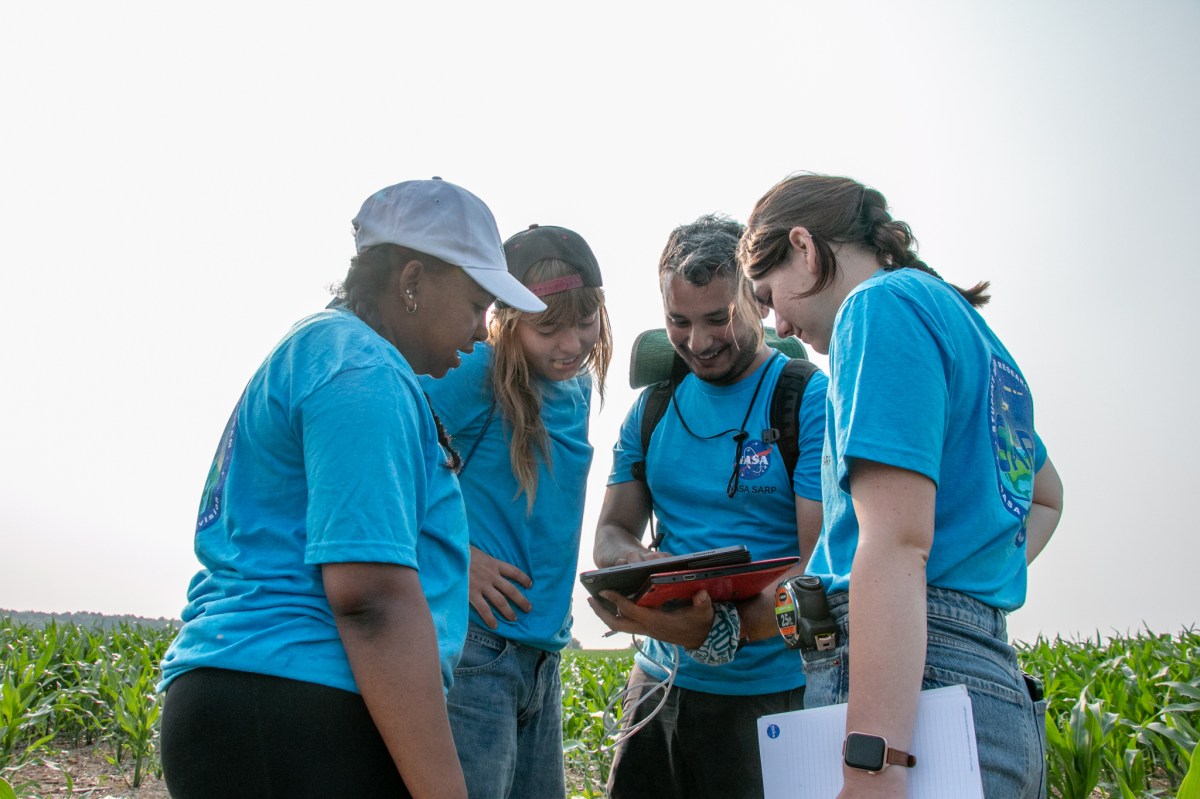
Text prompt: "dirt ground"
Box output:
[[7, 745, 169, 799], [10, 747, 1139, 798], [10, 747, 593, 798]]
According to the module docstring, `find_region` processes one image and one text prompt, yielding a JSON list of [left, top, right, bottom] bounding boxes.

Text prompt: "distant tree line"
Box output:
[[0, 608, 180, 631], [1, 609, 582, 642]]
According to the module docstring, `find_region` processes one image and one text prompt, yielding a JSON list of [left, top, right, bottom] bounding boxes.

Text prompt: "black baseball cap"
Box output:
[[502, 225, 603, 299]]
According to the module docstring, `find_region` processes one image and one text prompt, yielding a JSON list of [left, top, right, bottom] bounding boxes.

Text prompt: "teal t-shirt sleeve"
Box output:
[[419, 346, 492, 437], [607, 391, 649, 485], [832, 285, 949, 494], [301, 365, 426, 567], [792, 370, 828, 501]]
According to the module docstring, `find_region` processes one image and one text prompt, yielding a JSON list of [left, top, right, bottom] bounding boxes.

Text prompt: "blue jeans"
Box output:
[[801, 586, 1047, 799], [447, 624, 565, 799]]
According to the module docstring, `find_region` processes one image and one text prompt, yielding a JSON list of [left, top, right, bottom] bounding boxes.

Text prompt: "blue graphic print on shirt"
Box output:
[[738, 438, 773, 480], [989, 355, 1036, 547]]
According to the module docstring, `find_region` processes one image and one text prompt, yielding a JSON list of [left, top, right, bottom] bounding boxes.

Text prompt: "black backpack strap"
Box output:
[[631, 353, 689, 483], [631, 381, 670, 550], [765, 358, 818, 483], [631, 381, 671, 483], [630, 355, 688, 550]]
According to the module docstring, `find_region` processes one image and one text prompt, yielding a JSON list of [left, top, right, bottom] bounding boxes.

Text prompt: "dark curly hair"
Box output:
[[331, 243, 462, 469], [333, 244, 454, 334], [658, 213, 764, 339]]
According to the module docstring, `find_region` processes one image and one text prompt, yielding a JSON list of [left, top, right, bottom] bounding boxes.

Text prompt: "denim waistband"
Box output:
[[465, 622, 508, 649], [464, 621, 557, 655], [827, 584, 1009, 641]]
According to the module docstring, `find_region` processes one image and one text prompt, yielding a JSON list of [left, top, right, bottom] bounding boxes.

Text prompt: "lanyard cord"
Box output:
[[457, 398, 497, 474], [666, 352, 780, 499]]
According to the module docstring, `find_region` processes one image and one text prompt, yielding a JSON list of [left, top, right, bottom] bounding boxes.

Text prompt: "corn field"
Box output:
[[1, 618, 1197, 798]]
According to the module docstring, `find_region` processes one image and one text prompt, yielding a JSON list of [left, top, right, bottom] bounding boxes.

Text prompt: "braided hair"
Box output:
[[739, 174, 990, 307]]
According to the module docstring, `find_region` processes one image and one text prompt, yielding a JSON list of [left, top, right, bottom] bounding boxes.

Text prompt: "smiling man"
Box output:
[[588, 214, 829, 799]]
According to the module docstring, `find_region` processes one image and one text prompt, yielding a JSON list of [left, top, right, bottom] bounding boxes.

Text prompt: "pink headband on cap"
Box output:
[[527, 274, 584, 297]]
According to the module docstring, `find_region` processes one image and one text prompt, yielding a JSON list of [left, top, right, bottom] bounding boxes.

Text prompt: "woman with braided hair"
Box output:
[[739, 173, 1063, 799]]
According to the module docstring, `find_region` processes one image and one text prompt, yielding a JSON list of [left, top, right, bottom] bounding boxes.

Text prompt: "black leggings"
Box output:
[[161, 668, 411, 799]]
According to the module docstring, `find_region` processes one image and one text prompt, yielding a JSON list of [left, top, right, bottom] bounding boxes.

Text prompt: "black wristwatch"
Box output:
[[843, 732, 916, 773], [773, 575, 837, 651]]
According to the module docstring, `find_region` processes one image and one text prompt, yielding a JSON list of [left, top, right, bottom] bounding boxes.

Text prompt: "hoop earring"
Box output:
[[405, 288, 418, 314]]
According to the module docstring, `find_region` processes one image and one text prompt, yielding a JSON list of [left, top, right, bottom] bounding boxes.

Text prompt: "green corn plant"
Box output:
[[1021, 627, 1199, 798], [1044, 691, 1119, 798], [107, 648, 161, 787], [1178, 742, 1200, 799], [1101, 730, 1148, 799], [2, 616, 1198, 798], [0, 659, 57, 769], [562, 650, 632, 799]]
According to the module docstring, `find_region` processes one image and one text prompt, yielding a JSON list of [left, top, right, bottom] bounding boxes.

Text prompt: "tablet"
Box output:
[[579, 545, 750, 612], [632, 556, 800, 609]]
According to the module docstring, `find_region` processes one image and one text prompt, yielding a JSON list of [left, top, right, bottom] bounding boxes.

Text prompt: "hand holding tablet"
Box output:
[[579, 546, 798, 613], [632, 557, 800, 609]]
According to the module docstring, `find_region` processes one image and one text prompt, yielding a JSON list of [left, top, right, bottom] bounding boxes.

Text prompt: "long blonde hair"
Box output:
[[488, 258, 612, 510]]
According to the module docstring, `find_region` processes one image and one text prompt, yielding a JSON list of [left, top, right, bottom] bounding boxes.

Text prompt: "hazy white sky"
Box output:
[[2, 1, 1197, 649]]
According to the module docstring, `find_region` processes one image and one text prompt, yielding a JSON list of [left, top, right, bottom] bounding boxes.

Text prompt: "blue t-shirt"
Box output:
[[421, 344, 594, 651], [609, 353, 828, 695], [160, 308, 471, 694], [809, 269, 1048, 610]]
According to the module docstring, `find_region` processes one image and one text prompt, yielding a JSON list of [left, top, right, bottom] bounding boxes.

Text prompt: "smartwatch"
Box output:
[[842, 732, 916, 773]]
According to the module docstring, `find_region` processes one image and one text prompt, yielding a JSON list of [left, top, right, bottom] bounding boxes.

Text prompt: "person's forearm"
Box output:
[[736, 563, 806, 642], [1024, 503, 1059, 564], [839, 461, 934, 797], [842, 538, 927, 793], [1026, 459, 1064, 565], [337, 595, 466, 799], [735, 496, 821, 643], [593, 482, 655, 567], [594, 524, 652, 567]]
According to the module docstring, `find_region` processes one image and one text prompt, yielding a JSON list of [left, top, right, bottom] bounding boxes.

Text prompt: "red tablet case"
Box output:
[[633, 557, 800, 608]]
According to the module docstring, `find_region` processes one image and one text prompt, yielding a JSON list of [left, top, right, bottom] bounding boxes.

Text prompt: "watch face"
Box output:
[[844, 733, 887, 771]]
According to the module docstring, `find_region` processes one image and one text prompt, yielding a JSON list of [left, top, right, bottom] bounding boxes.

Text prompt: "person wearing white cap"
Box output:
[[422, 224, 611, 799], [159, 178, 541, 799]]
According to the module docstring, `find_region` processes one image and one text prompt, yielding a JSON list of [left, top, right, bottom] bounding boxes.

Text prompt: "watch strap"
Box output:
[[886, 747, 917, 768]]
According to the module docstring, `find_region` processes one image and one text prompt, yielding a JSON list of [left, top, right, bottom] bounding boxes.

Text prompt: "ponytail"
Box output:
[[742, 175, 991, 307]]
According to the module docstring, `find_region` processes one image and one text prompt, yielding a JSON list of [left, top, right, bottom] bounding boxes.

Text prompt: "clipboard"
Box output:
[[757, 684, 984, 798]]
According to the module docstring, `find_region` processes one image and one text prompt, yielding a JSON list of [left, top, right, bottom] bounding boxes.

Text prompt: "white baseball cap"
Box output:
[[352, 177, 546, 312]]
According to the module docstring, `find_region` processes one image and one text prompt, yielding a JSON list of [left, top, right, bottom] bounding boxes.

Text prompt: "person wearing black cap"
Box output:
[[159, 178, 543, 799], [421, 224, 611, 799]]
